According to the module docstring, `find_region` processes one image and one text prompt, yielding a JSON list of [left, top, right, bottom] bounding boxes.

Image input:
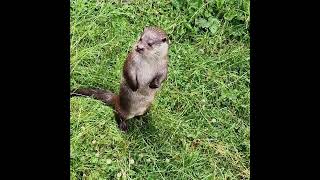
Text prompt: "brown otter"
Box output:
[[71, 27, 169, 132]]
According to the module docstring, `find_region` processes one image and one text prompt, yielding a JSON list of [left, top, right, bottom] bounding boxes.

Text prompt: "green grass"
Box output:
[[71, 0, 250, 179]]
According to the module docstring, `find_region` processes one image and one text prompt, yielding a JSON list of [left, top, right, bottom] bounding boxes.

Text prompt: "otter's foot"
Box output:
[[119, 121, 128, 132], [115, 113, 128, 132]]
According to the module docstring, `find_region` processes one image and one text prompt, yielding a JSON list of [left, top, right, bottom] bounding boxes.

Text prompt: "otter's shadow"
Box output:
[[126, 112, 159, 141]]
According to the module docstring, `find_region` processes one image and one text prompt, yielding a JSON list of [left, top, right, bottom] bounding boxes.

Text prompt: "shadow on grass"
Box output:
[[125, 111, 162, 145], [127, 112, 156, 132]]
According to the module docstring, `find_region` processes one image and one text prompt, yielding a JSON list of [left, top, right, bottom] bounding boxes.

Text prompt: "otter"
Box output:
[[71, 27, 169, 132]]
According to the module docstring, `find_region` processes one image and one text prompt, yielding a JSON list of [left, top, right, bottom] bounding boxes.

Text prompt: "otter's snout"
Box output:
[[136, 44, 145, 53]]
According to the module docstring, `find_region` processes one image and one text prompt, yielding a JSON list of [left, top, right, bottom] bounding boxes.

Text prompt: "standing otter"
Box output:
[[71, 27, 169, 132]]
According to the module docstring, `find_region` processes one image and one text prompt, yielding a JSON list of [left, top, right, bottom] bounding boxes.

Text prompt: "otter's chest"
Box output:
[[136, 60, 157, 86]]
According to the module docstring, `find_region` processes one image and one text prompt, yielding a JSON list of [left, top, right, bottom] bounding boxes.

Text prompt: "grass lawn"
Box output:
[[71, 0, 250, 179]]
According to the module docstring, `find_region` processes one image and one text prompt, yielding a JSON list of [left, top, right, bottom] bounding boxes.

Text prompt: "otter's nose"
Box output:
[[136, 45, 144, 53]]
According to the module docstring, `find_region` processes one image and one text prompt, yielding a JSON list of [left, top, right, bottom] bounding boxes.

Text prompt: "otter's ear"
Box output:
[[161, 37, 167, 42], [162, 37, 170, 45]]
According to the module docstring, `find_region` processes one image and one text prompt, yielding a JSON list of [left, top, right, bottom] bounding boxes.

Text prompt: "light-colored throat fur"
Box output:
[[135, 54, 165, 88]]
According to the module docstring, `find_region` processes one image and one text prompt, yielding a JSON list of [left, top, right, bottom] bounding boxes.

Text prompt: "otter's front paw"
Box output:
[[149, 80, 160, 89], [129, 83, 138, 91], [131, 86, 138, 91], [119, 121, 128, 132]]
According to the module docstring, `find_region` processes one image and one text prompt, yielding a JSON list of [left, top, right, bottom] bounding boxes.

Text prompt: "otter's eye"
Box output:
[[139, 38, 142, 41], [147, 42, 152, 47], [162, 38, 167, 42]]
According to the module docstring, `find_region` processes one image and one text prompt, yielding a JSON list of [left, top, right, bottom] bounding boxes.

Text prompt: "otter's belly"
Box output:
[[127, 87, 157, 118]]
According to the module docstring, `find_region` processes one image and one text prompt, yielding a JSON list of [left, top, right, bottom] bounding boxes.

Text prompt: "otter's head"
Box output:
[[134, 27, 169, 59]]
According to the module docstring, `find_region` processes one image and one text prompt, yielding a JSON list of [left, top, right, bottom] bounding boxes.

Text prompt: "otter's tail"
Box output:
[[71, 88, 116, 107]]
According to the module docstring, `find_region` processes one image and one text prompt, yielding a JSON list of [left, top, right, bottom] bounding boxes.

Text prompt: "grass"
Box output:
[[70, 0, 250, 179]]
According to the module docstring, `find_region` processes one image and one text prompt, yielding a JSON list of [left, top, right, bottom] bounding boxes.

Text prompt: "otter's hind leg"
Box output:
[[115, 112, 128, 132]]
